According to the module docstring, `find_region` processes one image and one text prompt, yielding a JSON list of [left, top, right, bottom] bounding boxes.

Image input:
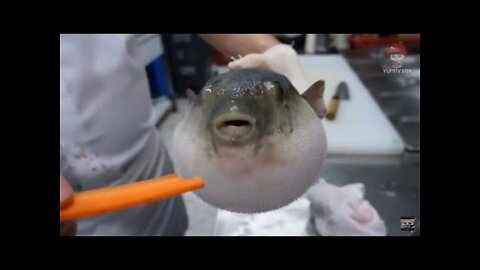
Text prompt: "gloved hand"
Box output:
[[60, 175, 77, 236], [306, 179, 387, 236], [228, 44, 310, 93]]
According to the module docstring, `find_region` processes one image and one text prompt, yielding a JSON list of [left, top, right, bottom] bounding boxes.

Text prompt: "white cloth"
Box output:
[[213, 178, 387, 236], [307, 179, 387, 236], [60, 34, 187, 236]]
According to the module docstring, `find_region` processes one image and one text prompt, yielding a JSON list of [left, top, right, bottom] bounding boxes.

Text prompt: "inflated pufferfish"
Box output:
[[172, 68, 327, 213]]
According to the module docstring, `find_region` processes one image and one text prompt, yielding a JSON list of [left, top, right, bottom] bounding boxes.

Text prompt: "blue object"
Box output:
[[146, 56, 170, 98]]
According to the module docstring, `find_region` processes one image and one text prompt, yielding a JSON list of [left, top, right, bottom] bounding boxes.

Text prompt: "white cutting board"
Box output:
[[299, 55, 404, 155]]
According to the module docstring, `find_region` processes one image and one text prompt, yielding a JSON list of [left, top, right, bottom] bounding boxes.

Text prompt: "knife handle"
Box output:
[[326, 98, 339, 120]]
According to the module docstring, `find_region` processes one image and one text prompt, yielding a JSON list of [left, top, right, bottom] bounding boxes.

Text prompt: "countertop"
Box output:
[[319, 154, 420, 236], [213, 153, 420, 236]]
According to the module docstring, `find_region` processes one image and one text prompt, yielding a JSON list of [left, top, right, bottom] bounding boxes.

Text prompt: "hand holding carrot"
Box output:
[[60, 175, 77, 236], [60, 174, 204, 223]]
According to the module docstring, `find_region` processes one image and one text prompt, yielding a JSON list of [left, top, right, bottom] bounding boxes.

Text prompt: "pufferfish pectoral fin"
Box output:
[[301, 80, 327, 119]]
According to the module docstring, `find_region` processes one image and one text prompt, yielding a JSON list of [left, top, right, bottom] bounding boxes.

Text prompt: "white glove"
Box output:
[[228, 44, 309, 93], [307, 179, 387, 236]]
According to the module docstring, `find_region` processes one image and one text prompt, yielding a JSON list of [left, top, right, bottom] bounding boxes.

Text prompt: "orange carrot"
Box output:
[[60, 174, 204, 222]]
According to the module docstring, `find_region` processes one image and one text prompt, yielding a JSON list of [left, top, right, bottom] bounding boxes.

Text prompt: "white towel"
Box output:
[[306, 179, 387, 236]]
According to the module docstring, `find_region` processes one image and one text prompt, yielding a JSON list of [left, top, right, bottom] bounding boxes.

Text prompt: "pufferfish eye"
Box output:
[[249, 80, 279, 98]]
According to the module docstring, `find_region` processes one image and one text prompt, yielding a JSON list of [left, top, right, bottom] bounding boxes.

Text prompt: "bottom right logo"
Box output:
[[400, 217, 416, 231]]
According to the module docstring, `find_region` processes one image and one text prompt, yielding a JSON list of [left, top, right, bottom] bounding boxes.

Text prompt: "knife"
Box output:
[[326, 81, 350, 120]]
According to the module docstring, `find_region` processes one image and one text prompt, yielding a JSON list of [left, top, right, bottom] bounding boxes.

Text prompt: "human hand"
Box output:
[[60, 175, 77, 236], [228, 44, 309, 93]]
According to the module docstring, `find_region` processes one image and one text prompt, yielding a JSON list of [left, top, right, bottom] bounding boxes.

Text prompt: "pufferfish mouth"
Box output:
[[213, 113, 256, 143]]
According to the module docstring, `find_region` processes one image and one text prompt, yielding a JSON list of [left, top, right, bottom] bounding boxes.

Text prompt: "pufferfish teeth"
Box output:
[[229, 55, 243, 62]]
